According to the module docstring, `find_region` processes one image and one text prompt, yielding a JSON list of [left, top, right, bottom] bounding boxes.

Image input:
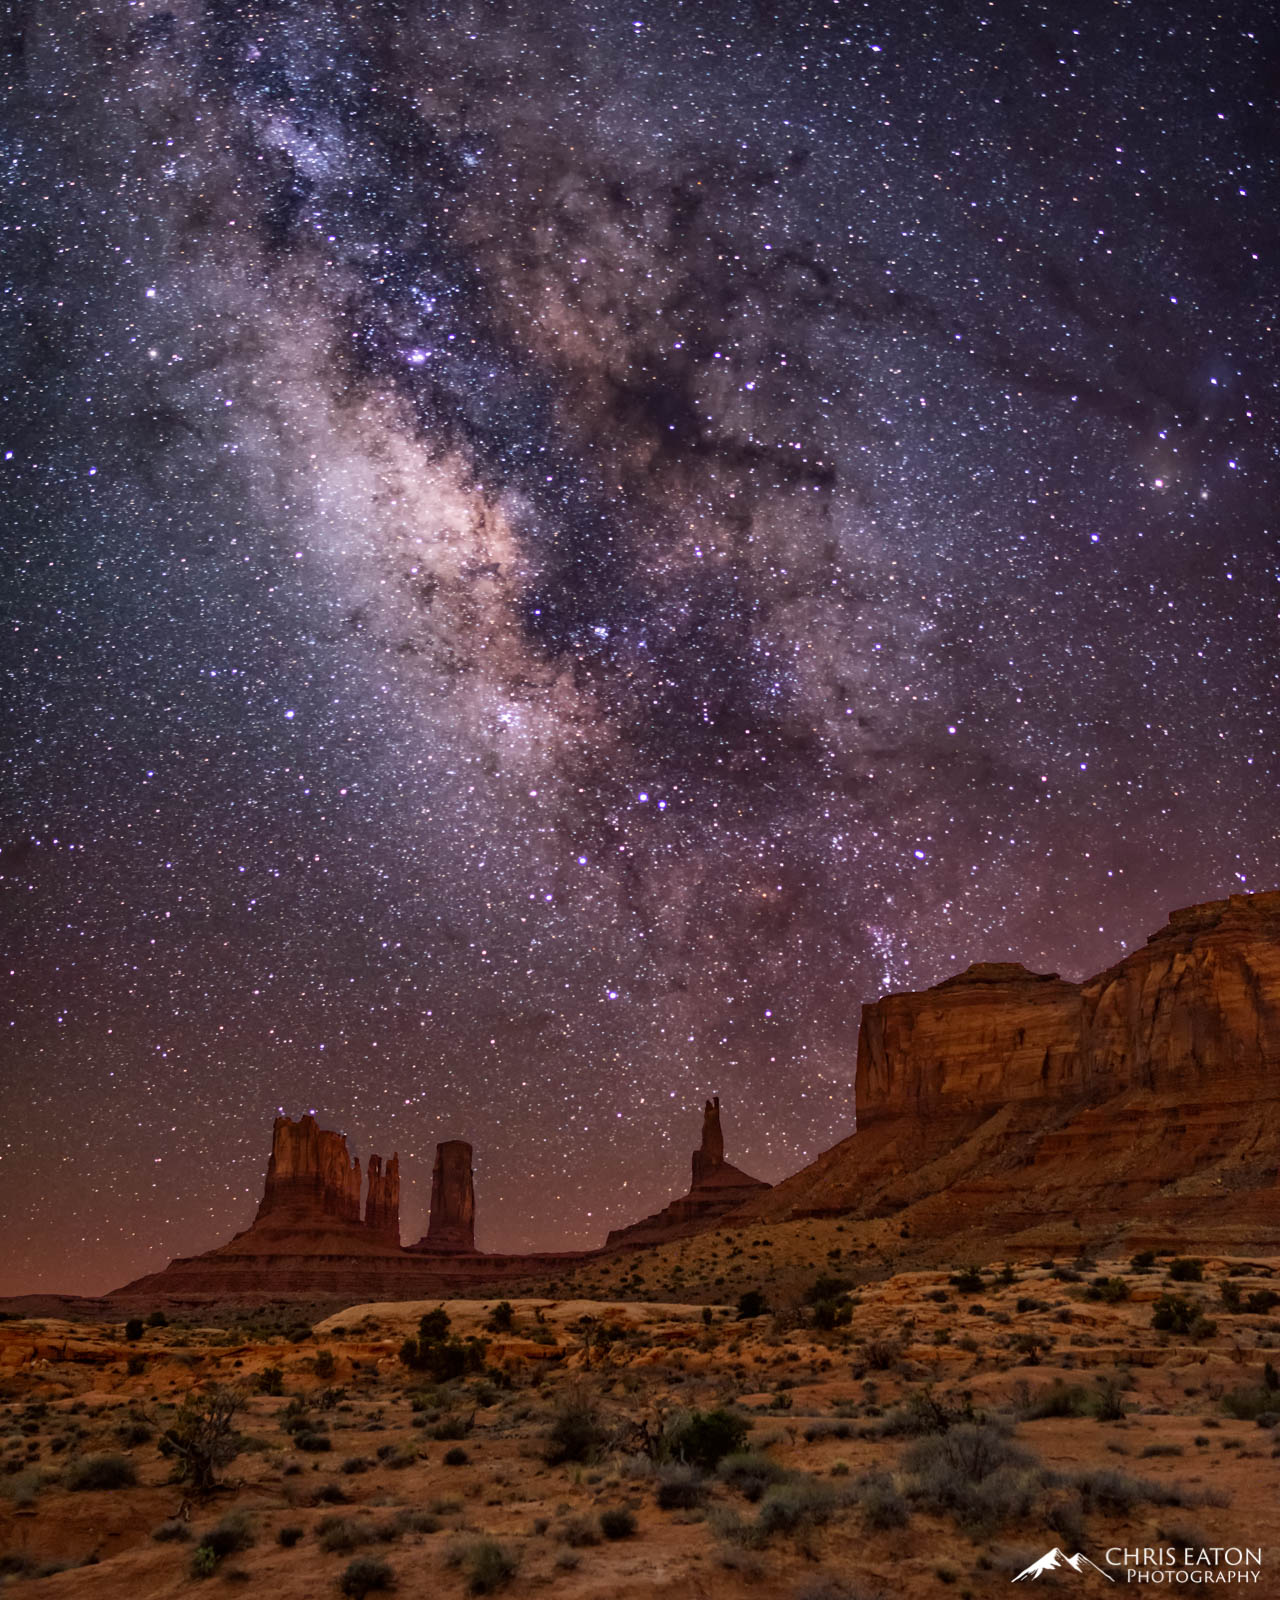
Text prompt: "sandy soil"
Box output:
[[2, 1249, 1278, 1598]]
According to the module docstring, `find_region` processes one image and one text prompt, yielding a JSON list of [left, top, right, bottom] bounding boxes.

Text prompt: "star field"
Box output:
[[2, 0, 1278, 1293]]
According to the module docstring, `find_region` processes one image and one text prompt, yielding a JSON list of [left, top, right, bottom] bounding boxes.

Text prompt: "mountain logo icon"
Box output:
[[1013, 1548, 1115, 1582]]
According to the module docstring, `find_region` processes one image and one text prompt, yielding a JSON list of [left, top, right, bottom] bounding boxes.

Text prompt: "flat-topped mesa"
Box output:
[[1084, 891, 1280, 1093], [364, 1153, 401, 1243], [733, 889, 1280, 1247], [606, 1097, 769, 1249], [412, 1140, 476, 1254], [857, 963, 1085, 1125], [255, 1114, 363, 1225]]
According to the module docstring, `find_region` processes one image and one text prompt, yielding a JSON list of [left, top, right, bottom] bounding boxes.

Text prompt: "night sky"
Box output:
[[3, 1, 1278, 1295]]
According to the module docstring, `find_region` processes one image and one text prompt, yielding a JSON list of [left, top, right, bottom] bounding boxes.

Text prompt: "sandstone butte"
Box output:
[[605, 1096, 769, 1248], [734, 891, 1280, 1256], [108, 890, 1280, 1302]]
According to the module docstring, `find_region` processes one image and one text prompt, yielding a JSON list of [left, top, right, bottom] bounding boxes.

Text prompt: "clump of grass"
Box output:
[[856, 1469, 911, 1530], [318, 1515, 375, 1554], [655, 1463, 705, 1509], [717, 1451, 788, 1502], [64, 1452, 137, 1491], [152, 1518, 191, 1543], [600, 1506, 636, 1540], [339, 1554, 395, 1598], [458, 1537, 518, 1595]]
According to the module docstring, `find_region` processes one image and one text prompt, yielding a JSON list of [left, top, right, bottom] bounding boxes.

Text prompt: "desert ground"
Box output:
[[2, 1244, 1279, 1598]]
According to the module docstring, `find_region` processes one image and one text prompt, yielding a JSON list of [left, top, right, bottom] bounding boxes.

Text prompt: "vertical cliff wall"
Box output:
[[255, 1113, 364, 1225]]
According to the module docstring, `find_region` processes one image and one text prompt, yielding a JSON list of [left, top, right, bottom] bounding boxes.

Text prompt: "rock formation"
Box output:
[[410, 1141, 476, 1254], [735, 892, 1280, 1256], [256, 1114, 363, 1225], [606, 1096, 769, 1248], [364, 1153, 401, 1243]]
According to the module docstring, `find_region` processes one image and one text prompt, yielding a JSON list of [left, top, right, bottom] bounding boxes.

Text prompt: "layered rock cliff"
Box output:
[[606, 1097, 770, 1248], [736, 892, 1280, 1255]]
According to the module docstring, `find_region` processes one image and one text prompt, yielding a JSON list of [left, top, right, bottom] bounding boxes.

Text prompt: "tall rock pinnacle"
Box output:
[[364, 1152, 401, 1243], [423, 1139, 476, 1253]]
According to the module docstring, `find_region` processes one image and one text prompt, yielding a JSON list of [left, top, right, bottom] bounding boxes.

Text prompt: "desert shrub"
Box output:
[[152, 1519, 191, 1542], [753, 1477, 837, 1541], [1169, 1259, 1204, 1283], [1086, 1277, 1131, 1304], [600, 1507, 636, 1540], [460, 1538, 518, 1595], [277, 1525, 304, 1547], [1220, 1386, 1276, 1422], [126, 1354, 146, 1376], [418, 1307, 451, 1341], [162, 1384, 243, 1492], [558, 1514, 600, 1547], [296, 1430, 333, 1452], [903, 1425, 1039, 1532], [443, 1446, 469, 1466], [400, 1334, 488, 1382], [64, 1452, 137, 1491], [655, 1464, 705, 1509], [190, 1545, 218, 1580], [1072, 1468, 1173, 1512], [392, 1509, 439, 1534], [1221, 1281, 1243, 1312], [485, 1302, 514, 1334], [124, 1318, 144, 1342], [318, 1516, 375, 1554], [874, 1386, 977, 1438], [718, 1451, 788, 1502], [313, 1350, 338, 1379], [856, 1469, 911, 1530], [431, 1414, 470, 1441], [1152, 1296, 1217, 1338], [258, 1367, 284, 1396], [543, 1398, 607, 1465], [1247, 1290, 1280, 1315], [116, 1420, 153, 1447], [147, 1309, 168, 1327], [340, 1554, 395, 1598], [1131, 1251, 1156, 1272], [950, 1267, 985, 1295], [863, 1338, 901, 1371], [342, 1456, 373, 1475], [737, 1290, 769, 1319], [806, 1275, 853, 1304], [382, 1442, 419, 1469], [813, 1298, 854, 1330], [1095, 1380, 1127, 1422], [202, 1512, 254, 1560], [1021, 1382, 1089, 1420], [663, 1408, 749, 1470]]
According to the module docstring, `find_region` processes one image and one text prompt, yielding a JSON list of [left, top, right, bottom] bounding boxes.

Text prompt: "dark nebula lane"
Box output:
[[2, 0, 1277, 1292]]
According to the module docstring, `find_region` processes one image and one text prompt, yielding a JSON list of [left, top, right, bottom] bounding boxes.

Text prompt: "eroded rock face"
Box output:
[[733, 892, 1280, 1256], [857, 964, 1085, 1122], [418, 1140, 476, 1254], [256, 1114, 363, 1225], [364, 1153, 401, 1243]]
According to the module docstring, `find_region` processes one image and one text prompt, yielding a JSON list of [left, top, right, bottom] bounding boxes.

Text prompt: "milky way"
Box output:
[[3, 0, 1278, 1292]]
